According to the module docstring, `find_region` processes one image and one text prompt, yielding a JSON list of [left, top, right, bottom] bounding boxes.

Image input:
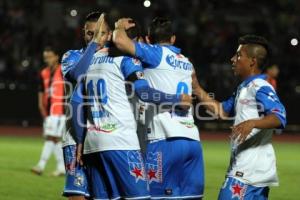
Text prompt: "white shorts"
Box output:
[[43, 115, 66, 138]]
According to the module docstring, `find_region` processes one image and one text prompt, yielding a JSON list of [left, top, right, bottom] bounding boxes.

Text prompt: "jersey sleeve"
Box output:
[[61, 50, 79, 80], [222, 93, 236, 116], [61, 42, 98, 81], [255, 86, 287, 129], [70, 82, 85, 104], [120, 56, 181, 104], [134, 42, 162, 68], [120, 57, 144, 79]]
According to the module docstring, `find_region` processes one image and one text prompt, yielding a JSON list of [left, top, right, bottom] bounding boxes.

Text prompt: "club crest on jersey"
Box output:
[[145, 152, 163, 183], [127, 151, 146, 182], [132, 58, 141, 65], [135, 71, 145, 79], [74, 173, 85, 187], [231, 183, 246, 199]]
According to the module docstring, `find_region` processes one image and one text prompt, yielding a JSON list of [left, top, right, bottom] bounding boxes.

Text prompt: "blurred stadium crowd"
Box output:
[[0, 0, 299, 128]]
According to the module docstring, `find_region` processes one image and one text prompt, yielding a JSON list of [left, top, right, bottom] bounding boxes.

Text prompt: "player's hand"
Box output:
[[92, 13, 106, 45], [76, 143, 84, 166], [179, 94, 192, 110], [115, 18, 135, 30], [231, 120, 255, 143]]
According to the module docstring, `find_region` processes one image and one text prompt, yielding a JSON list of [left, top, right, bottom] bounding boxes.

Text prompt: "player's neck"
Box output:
[[243, 71, 261, 81], [50, 63, 59, 71], [159, 42, 172, 46]]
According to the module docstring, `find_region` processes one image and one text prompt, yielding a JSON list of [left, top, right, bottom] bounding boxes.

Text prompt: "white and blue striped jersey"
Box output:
[[222, 74, 286, 187], [83, 51, 144, 154], [134, 43, 200, 141]]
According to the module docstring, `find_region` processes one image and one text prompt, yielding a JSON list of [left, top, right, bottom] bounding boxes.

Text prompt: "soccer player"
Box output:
[[265, 64, 279, 90], [192, 35, 286, 200], [31, 46, 65, 176], [81, 17, 192, 199], [113, 17, 204, 199], [60, 11, 106, 199]]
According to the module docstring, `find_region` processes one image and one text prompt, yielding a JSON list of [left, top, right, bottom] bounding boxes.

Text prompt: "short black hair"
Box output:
[[238, 35, 269, 69], [103, 12, 116, 31], [108, 19, 141, 57], [43, 46, 60, 56], [148, 17, 174, 44], [85, 11, 102, 23], [126, 20, 141, 40], [264, 64, 278, 72]]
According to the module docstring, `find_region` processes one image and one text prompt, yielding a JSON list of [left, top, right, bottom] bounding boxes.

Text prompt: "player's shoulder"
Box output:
[[249, 76, 275, 92], [62, 49, 83, 63], [163, 45, 190, 61], [40, 66, 50, 75], [137, 42, 162, 52], [124, 56, 141, 64], [121, 56, 141, 66], [39, 67, 52, 80]]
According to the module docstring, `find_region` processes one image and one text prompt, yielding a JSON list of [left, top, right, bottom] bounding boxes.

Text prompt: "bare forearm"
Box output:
[[193, 86, 220, 112], [192, 73, 224, 117], [252, 114, 282, 129], [38, 93, 47, 118]]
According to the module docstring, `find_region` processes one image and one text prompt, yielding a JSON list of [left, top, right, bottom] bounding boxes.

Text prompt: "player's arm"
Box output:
[[37, 74, 47, 118], [38, 92, 47, 119], [70, 82, 86, 145], [112, 18, 136, 55], [121, 57, 191, 106], [192, 70, 230, 118], [232, 86, 286, 143], [132, 76, 190, 106], [113, 18, 162, 67], [61, 43, 98, 82], [69, 82, 87, 165], [61, 14, 106, 81]]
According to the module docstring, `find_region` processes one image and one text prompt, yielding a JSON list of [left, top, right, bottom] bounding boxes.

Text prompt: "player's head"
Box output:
[[97, 13, 114, 48], [146, 17, 175, 45], [231, 35, 269, 79], [126, 19, 142, 41], [265, 64, 279, 79], [83, 11, 102, 44], [43, 46, 59, 68], [108, 19, 141, 57]]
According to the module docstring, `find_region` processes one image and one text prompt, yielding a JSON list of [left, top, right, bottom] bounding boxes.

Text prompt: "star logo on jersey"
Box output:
[[145, 152, 163, 183], [147, 168, 157, 180], [66, 162, 76, 175], [131, 167, 143, 178], [231, 183, 245, 199], [127, 151, 146, 182]]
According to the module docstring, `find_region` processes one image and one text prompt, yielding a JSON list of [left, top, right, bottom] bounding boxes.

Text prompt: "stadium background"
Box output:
[[0, 0, 299, 199]]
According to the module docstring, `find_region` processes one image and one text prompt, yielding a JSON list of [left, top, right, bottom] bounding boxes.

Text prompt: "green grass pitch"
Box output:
[[0, 136, 299, 199]]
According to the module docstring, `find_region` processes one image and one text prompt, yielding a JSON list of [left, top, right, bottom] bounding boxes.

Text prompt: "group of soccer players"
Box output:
[[36, 10, 287, 200]]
